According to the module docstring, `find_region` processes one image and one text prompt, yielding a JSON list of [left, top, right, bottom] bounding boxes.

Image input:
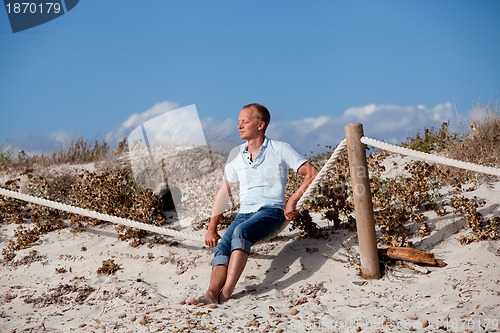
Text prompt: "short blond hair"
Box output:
[[243, 103, 270, 132]]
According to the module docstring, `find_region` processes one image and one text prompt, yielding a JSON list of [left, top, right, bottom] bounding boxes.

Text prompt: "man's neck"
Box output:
[[246, 135, 265, 152]]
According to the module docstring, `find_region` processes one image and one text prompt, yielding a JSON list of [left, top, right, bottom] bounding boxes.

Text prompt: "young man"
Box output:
[[186, 103, 318, 305]]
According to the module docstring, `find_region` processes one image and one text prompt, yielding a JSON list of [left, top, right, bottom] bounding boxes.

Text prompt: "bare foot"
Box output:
[[218, 291, 232, 304], [185, 294, 218, 305]]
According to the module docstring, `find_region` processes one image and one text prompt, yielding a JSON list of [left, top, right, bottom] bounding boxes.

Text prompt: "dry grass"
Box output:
[[446, 103, 499, 174], [0, 138, 128, 172]]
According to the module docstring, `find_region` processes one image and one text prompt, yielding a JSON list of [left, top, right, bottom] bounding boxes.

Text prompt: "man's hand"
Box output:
[[205, 229, 220, 247], [285, 161, 318, 221], [205, 181, 231, 247], [284, 199, 299, 221]]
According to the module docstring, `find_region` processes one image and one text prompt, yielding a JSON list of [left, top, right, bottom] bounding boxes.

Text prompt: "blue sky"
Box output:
[[1, 0, 499, 155]]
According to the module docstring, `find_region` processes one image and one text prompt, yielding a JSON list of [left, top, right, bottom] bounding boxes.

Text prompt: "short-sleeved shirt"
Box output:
[[224, 137, 307, 213]]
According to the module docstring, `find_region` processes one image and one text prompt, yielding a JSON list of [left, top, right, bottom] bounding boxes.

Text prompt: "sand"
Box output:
[[1, 168, 499, 332]]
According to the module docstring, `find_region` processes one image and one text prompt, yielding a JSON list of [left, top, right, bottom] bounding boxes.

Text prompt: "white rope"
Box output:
[[0, 187, 204, 242], [297, 138, 347, 208], [257, 139, 348, 242], [361, 137, 500, 177]]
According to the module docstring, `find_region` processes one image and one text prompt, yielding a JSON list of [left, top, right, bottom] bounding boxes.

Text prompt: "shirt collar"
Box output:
[[242, 136, 269, 152], [262, 136, 269, 148]]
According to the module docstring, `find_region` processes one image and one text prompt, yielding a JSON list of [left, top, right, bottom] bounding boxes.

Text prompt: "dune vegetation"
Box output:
[[1, 107, 498, 262]]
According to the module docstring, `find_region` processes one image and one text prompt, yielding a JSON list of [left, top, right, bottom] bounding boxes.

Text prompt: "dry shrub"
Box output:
[[97, 259, 120, 275], [445, 104, 499, 181], [287, 106, 499, 244], [451, 185, 500, 244], [286, 149, 355, 238], [23, 283, 95, 307], [0, 179, 29, 224], [65, 169, 165, 227], [371, 161, 444, 246], [1, 160, 166, 261]]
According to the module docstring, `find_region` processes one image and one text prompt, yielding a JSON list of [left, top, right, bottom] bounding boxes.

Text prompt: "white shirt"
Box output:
[[224, 137, 307, 213]]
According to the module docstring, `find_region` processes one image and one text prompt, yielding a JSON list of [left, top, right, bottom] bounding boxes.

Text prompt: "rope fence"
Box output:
[[0, 139, 348, 244], [296, 138, 347, 208], [259, 138, 347, 242], [0, 135, 498, 244], [0, 187, 204, 242], [361, 137, 500, 177]]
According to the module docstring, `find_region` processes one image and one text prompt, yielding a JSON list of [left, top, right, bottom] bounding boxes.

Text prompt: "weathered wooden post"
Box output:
[[345, 123, 381, 279]]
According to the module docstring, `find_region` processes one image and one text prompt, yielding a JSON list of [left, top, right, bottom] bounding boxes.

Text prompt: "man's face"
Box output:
[[238, 107, 264, 140]]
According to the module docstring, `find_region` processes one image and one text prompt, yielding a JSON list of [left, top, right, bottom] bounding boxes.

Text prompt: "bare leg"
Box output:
[[186, 265, 227, 305], [218, 249, 249, 303]]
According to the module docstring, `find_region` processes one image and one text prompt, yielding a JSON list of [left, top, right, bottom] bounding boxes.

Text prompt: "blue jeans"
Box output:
[[212, 207, 286, 267]]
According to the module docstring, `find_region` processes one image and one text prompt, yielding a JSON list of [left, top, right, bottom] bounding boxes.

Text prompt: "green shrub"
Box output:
[[402, 122, 458, 153]]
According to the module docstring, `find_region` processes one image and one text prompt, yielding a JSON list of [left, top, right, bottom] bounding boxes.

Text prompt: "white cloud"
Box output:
[[50, 130, 75, 146], [343, 103, 378, 119], [296, 116, 331, 135], [106, 101, 180, 143], [2, 131, 75, 155], [268, 102, 455, 155], [107, 101, 456, 156], [108, 101, 242, 152], [126, 104, 209, 150], [1, 102, 458, 158]]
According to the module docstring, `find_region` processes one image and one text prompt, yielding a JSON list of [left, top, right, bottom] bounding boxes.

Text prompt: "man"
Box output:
[[186, 103, 318, 305]]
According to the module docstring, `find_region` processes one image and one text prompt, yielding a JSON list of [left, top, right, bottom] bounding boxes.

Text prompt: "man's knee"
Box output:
[[230, 236, 252, 254], [211, 255, 229, 267], [231, 224, 249, 240]]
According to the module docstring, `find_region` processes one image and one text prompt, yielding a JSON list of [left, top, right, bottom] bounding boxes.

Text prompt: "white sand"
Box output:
[[1, 175, 499, 332]]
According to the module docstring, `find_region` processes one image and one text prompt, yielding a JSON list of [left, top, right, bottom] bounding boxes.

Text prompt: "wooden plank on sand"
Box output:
[[378, 247, 447, 267]]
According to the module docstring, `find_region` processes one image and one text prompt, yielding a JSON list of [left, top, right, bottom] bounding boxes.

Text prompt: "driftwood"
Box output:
[[378, 247, 447, 267]]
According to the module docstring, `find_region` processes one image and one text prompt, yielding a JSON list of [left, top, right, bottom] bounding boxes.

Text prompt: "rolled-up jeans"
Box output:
[[212, 207, 286, 268]]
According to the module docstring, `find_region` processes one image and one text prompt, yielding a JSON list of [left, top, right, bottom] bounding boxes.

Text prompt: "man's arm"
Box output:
[[205, 180, 232, 247], [284, 161, 318, 221]]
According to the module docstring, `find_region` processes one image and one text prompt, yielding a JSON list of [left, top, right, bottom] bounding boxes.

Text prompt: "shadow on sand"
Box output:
[[233, 228, 357, 299]]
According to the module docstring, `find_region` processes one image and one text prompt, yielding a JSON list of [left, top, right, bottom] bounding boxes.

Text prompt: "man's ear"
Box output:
[[258, 121, 265, 131]]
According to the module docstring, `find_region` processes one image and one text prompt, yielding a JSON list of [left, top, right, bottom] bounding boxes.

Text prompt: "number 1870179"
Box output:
[[5, 2, 62, 14]]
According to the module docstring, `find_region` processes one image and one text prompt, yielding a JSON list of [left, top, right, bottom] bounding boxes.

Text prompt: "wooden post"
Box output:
[[345, 123, 381, 279]]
